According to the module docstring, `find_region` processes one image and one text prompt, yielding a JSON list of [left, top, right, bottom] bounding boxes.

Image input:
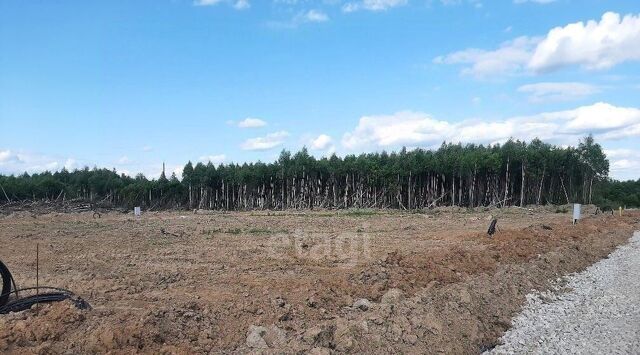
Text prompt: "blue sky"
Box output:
[[1, 0, 639, 179]]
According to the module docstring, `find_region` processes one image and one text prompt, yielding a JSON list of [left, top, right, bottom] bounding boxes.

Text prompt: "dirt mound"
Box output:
[[0, 209, 637, 353]]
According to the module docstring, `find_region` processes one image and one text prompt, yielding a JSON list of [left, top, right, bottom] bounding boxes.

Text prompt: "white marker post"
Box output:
[[573, 203, 581, 225], [134, 207, 141, 216]]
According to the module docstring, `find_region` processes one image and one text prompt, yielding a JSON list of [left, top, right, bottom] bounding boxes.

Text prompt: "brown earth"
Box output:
[[0, 207, 638, 354]]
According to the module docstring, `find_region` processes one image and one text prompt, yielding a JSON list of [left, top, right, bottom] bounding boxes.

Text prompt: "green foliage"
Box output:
[[593, 179, 640, 209], [0, 136, 623, 210]]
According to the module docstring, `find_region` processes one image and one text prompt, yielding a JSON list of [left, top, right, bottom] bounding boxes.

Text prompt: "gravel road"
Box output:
[[488, 231, 640, 354]]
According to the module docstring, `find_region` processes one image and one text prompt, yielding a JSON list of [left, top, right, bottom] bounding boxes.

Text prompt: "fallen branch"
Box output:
[[427, 192, 449, 209], [0, 184, 10, 203], [488, 197, 511, 209]]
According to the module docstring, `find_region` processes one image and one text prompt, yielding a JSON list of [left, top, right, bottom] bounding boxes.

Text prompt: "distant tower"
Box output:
[[160, 162, 167, 180]]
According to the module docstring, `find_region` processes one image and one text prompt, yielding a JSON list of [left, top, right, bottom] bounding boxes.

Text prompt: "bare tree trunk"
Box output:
[[560, 176, 570, 204], [408, 172, 412, 210], [537, 166, 545, 205], [504, 157, 510, 205], [520, 163, 525, 207]]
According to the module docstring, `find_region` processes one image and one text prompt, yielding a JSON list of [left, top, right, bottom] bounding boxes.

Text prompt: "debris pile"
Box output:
[[0, 199, 125, 216]]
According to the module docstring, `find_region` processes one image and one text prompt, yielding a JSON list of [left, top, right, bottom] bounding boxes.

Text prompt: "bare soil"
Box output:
[[0, 207, 638, 354]]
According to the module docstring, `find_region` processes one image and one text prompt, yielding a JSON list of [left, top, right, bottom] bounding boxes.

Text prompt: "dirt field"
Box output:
[[0, 207, 638, 354]]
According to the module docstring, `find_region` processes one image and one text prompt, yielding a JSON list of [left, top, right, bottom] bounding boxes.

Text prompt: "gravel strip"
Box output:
[[488, 231, 640, 355]]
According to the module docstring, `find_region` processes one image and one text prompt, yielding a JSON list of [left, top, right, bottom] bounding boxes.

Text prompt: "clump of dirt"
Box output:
[[0, 209, 637, 353]]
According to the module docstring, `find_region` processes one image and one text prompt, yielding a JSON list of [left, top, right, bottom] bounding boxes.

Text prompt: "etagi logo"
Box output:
[[266, 226, 372, 268]]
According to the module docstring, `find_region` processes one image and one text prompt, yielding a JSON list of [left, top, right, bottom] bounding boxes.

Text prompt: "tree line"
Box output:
[[592, 179, 640, 209], [1, 136, 632, 211]]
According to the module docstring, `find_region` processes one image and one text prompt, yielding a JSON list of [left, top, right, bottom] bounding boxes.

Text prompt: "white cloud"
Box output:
[[0, 150, 77, 175], [0, 150, 19, 164], [115, 168, 131, 177], [299, 9, 329, 23], [605, 149, 640, 181], [64, 158, 77, 170], [310, 134, 333, 150], [342, 111, 452, 149], [241, 131, 290, 151], [530, 12, 640, 72], [194, 0, 250, 10], [142, 145, 153, 152], [198, 154, 226, 164], [238, 117, 267, 128], [562, 103, 640, 134], [435, 12, 640, 77], [269, 9, 329, 29], [172, 165, 185, 179], [517, 82, 601, 102], [343, 0, 407, 12], [434, 36, 540, 78], [342, 102, 640, 150]]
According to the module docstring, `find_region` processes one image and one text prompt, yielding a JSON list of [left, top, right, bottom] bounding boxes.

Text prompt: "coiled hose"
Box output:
[[0, 260, 90, 314], [0, 260, 16, 308]]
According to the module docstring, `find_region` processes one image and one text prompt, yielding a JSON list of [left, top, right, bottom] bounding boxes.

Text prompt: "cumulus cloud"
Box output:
[[310, 134, 333, 150], [194, 0, 250, 10], [0, 150, 77, 175], [342, 111, 450, 148], [434, 36, 540, 78], [342, 0, 407, 13], [342, 102, 640, 150], [241, 131, 289, 151], [198, 154, 226, 164], [530, 12, 640, 72], [517, 82, 601, 102], [238, 117, 267, 128], [605, 149, 640, 181], [435, 12, 640, 77]]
